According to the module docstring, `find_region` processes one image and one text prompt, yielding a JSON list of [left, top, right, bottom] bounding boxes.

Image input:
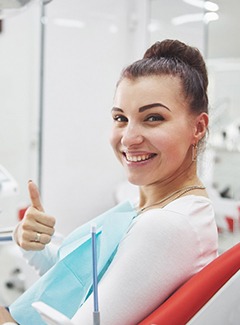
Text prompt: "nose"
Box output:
[[121, 124, 144, 147]]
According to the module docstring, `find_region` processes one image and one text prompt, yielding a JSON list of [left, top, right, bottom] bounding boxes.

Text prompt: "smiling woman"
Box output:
[[0, 39, 218, 325], [110, 39, 209, 201], [110, 76, 198, 188]]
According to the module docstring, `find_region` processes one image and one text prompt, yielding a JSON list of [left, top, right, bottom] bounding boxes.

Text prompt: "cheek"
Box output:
[[170, 136, 192, 162], [149, 128, 173, 149], [152, 127, 191, 158], [109, 128, 120, 151]]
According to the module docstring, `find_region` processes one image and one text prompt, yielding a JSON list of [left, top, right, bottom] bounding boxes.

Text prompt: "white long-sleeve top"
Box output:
[[20, 195, 218, 324]]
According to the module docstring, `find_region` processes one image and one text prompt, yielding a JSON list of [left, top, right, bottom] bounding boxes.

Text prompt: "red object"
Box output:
[[225, 216, 234, 232], [18, 207, 28, 220], [138, 243, 240, 325]]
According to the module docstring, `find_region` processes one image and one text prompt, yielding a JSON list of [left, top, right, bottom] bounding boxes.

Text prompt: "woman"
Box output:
[[0, 39, 218, 324]]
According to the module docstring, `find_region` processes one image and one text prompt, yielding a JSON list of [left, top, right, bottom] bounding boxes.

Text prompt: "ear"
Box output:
[[192, 112, 209, 143]]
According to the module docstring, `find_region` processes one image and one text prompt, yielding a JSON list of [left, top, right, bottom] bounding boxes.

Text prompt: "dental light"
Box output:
[[172, 0, 219, 25], [0, 0, 52, 8], [172, 12, 219, 25], [0, 0, 53, 19], [183, 0, 219, 12]]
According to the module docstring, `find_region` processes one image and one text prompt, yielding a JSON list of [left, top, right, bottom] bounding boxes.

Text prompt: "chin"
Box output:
[[127, 176, 146, 187]]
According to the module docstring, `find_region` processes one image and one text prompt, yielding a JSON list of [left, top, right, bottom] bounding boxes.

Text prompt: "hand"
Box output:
[[14, 181, 56, 251], [0, 306, 17, 324]]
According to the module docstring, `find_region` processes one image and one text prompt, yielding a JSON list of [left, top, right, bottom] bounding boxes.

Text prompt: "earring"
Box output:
[[192, 144, 198, 162]]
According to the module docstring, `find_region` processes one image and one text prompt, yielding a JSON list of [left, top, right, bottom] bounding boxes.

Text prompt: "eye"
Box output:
[[112, 114, 128, 122], [145, 114, 165, 122]]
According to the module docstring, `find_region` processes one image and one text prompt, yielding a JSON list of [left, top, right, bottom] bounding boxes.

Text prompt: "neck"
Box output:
[[138, 183, 205, 214], [138, 173, 201, 209]]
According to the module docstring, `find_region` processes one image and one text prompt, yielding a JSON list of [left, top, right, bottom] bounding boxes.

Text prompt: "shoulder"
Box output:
[[165, 195, 213, 214], [136, 196, 213, 228], [165, 195, 215, 224], [130, 195, 217, 250]]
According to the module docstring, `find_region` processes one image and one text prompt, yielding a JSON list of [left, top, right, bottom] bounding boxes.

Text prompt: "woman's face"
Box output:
[[110, 75, 207, 186]]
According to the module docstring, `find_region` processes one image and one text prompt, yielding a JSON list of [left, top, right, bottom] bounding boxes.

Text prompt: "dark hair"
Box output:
[[118, 39, 208, 115]]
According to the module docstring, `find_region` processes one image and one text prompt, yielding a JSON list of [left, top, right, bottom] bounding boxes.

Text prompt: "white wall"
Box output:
[[41, 0, 149, 235], [0, 0, 149, 232], [0, 3, 40, 226]]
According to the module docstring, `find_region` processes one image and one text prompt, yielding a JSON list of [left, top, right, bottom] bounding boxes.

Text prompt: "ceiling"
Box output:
[[149, 0, 240, 59]]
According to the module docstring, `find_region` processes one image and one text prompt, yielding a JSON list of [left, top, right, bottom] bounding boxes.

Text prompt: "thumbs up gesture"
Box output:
[[14, 181, 56, 251]]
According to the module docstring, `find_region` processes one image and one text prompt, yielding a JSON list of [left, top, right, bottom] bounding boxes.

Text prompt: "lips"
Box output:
[[124, 152, 156, 162]]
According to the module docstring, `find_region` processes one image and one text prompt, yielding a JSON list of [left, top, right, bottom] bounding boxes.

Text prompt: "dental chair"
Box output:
[[138, 242, 240, 325], [33, 243, 240, 325]]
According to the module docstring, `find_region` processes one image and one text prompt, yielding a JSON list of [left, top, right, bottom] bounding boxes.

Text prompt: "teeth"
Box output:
[[126, 154, 152, 162]]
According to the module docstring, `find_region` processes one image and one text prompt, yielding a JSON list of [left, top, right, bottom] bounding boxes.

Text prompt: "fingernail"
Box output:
[[28, 179, 33, 183]]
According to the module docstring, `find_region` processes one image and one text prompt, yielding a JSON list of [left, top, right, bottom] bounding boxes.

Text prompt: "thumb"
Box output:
[[28, 180, 44, 212]]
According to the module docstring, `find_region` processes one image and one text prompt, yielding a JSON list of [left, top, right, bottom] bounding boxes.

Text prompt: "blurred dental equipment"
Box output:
[[0, 0, 53, 8], [0, 165, 18, 241], [91, 224, 100, 325], [0, 165, 18, 198], [0, 165, 41, 305], [0, 0, 53, 19]]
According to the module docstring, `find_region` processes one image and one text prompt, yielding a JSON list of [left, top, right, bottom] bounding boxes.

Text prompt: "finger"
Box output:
[[22, 207, 55, 235], [39, 233, 52, 245], [34, 212, 56, 229], [19, 230, 49, 250], [31, 232, 52, 245], [28, 180, 44, 212], [19, 238, 45, 251], [33, 222, 55, 237]]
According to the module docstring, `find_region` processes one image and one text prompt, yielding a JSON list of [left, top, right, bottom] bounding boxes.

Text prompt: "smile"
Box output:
[[125, 153, 156, 162]]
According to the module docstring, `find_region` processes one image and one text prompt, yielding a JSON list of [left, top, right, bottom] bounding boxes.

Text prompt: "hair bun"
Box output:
[[143, 39, 177, 59], [144, 39, 201, 69], [143, 39, 207, 91]]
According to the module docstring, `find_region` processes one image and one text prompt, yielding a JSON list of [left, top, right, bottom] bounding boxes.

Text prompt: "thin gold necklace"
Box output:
[[138, 185, 205, 214]]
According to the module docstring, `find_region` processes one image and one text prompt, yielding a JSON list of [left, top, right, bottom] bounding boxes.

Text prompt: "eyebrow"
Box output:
[[111, 102, 171, 113]]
